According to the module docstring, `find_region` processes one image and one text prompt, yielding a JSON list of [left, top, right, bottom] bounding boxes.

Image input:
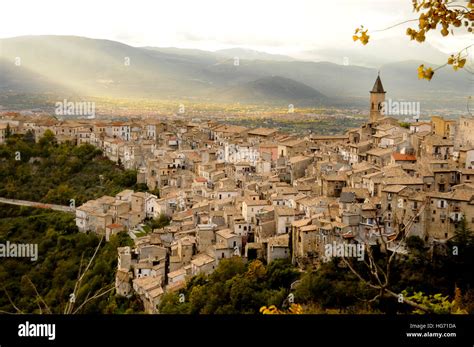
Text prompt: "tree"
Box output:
[[447, 217, 474, 289], [149, 214, 170, 230], [158, 292, 190, 314], [209, 257, 246, 283], [452, 216, 474, 247], [39, 129, 56, 148], [339, 200, 439, 312], [5, 124, 12, 139], [353, 0, 473, 80], [265, 259, 300, 289], [24, 130, 35, 144], [399, 122, 411, 129], [158, 259, 298, 314]]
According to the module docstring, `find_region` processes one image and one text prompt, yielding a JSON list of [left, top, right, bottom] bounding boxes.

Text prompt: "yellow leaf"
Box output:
[[424, 68, 434, 80], [417, 65, 425, 79]]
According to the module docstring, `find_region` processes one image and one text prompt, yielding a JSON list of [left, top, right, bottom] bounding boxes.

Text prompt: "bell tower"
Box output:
[[369, 73, 386, 123]]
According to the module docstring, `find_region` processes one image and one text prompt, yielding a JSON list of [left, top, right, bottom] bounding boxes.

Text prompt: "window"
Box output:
[[433, 210, 436, 215], [233, 241, 236, 247], [444, 233, 448, 239]]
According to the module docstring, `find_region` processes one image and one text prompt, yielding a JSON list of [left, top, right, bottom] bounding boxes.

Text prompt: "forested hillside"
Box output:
[[0, 131, 144, 313]]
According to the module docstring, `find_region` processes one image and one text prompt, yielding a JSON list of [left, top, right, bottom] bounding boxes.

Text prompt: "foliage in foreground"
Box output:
[[0, 207, 143, 314], [159, 258, 300, 314]]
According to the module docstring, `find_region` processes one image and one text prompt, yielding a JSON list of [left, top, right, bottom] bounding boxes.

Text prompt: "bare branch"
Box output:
[[66, 236, 104, 314], [72, 285, 115, 314], [372, 19, 420, 33], [25, 276, 52, 314], [3, 286, 24, 314]]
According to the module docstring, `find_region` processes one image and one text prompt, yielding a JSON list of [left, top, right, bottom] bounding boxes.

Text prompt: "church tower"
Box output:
[[369, 73, 386, 123]]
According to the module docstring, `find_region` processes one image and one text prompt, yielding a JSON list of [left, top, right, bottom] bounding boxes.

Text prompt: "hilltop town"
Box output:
[[1, 75, 473, 313]]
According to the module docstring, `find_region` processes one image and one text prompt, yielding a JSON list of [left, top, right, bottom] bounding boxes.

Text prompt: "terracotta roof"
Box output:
[[248, 128, 277, 136], [106, 223, 123, 229], [392, 153, 417, 161], [382, 185, 407, 193]]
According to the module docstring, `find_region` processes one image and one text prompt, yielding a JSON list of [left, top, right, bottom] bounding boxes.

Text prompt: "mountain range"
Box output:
[[0, 35, 470, 109]]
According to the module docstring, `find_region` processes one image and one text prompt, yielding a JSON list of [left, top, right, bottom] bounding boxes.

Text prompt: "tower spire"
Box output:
[[369, 73, 387, 123], [371, 73, 386, 94]]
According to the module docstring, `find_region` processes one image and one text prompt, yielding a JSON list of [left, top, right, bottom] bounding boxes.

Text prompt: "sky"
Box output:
[[0, 0, 470, 55]]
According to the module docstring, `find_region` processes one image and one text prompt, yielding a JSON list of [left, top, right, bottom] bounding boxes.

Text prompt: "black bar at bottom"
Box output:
[[0, 314, 472, 346]]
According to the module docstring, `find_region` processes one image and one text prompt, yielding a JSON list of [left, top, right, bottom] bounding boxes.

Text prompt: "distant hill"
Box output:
[[0, 35, 470, 108], [221, 76, 325, 105], [214, 48, 296, 62]]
